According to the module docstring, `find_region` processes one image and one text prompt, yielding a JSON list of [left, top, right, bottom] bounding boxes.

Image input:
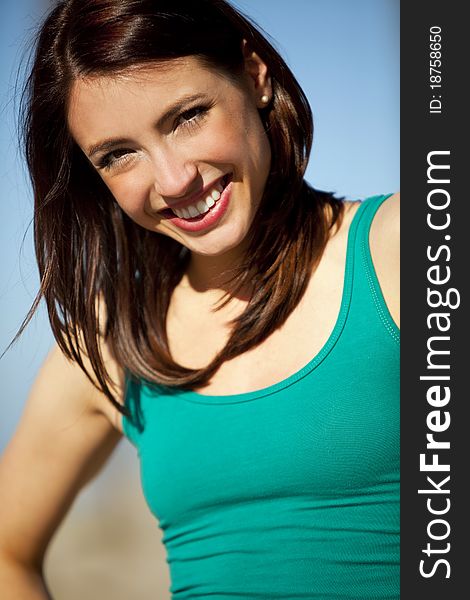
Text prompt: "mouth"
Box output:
[[160, 174, 232, 221], [159, 173, 234, 233]]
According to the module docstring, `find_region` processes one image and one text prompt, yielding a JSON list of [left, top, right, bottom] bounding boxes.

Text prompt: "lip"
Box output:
[[161, 177, 233, 233], [159, 175, 227, 214]]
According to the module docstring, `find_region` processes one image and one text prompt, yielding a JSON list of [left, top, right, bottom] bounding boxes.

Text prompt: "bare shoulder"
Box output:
[[60, 296, 127, 433], [369, 192, 400, 328], [371, 191, 400, 238], [45, 341, 126, 432], [24, 342, 125, 444]]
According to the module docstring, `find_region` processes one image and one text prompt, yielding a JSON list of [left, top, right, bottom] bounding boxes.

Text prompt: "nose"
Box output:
[[150, 146, 199, 201]]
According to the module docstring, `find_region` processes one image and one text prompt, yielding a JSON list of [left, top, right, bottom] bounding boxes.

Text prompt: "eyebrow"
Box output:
[[87, 138, 131, 159], [86, 92, 210, 159]]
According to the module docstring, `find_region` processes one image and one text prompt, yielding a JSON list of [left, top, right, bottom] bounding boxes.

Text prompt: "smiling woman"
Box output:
[[0, 1, 399, 599], [67, 57, 271, 248]]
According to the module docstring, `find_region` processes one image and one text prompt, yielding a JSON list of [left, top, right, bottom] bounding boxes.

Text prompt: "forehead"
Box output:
[[67, 57, 231, 145]]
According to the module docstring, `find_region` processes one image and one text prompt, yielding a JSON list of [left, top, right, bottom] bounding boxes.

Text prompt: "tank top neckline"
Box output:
[[158, 194, 393, 405]]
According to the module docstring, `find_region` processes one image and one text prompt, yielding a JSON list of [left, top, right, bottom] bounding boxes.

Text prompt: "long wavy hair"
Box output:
[[20, 0, 344, 415]]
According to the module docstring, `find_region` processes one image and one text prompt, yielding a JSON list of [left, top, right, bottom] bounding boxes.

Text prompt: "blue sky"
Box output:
[[0, 0, 399, 447]]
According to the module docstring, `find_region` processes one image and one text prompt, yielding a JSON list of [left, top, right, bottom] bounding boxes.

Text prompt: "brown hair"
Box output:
[[20, 0, 344, 415]]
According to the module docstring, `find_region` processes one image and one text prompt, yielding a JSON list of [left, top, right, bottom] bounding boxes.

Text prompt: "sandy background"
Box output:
[[44, 442, 171, 599]]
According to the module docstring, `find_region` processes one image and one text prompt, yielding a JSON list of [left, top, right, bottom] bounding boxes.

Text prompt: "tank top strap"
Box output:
[[346, 194, 400, 345]]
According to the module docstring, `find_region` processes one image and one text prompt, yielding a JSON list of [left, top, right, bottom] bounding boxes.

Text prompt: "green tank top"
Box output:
[[123, 194, 400, 599]]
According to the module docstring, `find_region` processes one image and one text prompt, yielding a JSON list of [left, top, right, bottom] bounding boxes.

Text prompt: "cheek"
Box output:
[[200, 110, 271, 181], [195, 117, 243, 165], [230, 104, 271, 182], [105, 173, 149, 221], [253, 129, 271, 182]]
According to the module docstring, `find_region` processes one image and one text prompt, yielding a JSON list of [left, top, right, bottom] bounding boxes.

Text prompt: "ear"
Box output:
[[241, 40, 272, 108]]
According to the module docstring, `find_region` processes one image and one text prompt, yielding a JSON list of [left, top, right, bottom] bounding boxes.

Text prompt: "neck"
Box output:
[[181, 244, 253, 303]]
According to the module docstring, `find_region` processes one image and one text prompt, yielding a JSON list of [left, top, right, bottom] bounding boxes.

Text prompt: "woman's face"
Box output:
[[67, 55, 272, 258]]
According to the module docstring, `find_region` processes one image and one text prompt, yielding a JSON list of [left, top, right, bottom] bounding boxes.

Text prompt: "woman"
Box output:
[[0, 0, 400, 598]]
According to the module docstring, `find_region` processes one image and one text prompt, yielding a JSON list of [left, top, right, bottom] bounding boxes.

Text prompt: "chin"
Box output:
[[155, 211, 253, 259], [189, 226, 249, 258], [190, 240, 241, 257]]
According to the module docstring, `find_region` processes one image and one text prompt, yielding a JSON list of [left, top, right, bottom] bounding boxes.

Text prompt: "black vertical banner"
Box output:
[[401, 2, 468, 599]]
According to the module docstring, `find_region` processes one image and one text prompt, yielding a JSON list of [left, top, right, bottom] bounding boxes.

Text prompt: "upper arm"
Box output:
[[0, 344, 123, 570], [369, 192, 400, 328]]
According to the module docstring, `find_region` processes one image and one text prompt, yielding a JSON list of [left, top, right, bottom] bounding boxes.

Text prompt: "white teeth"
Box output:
[[172, 178, 226, 219], [197, 200, 208, 213]]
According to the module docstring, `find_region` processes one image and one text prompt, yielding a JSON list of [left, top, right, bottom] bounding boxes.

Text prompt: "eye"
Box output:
[[175, 104, 210, 132], [97, 148, 134, 171]]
